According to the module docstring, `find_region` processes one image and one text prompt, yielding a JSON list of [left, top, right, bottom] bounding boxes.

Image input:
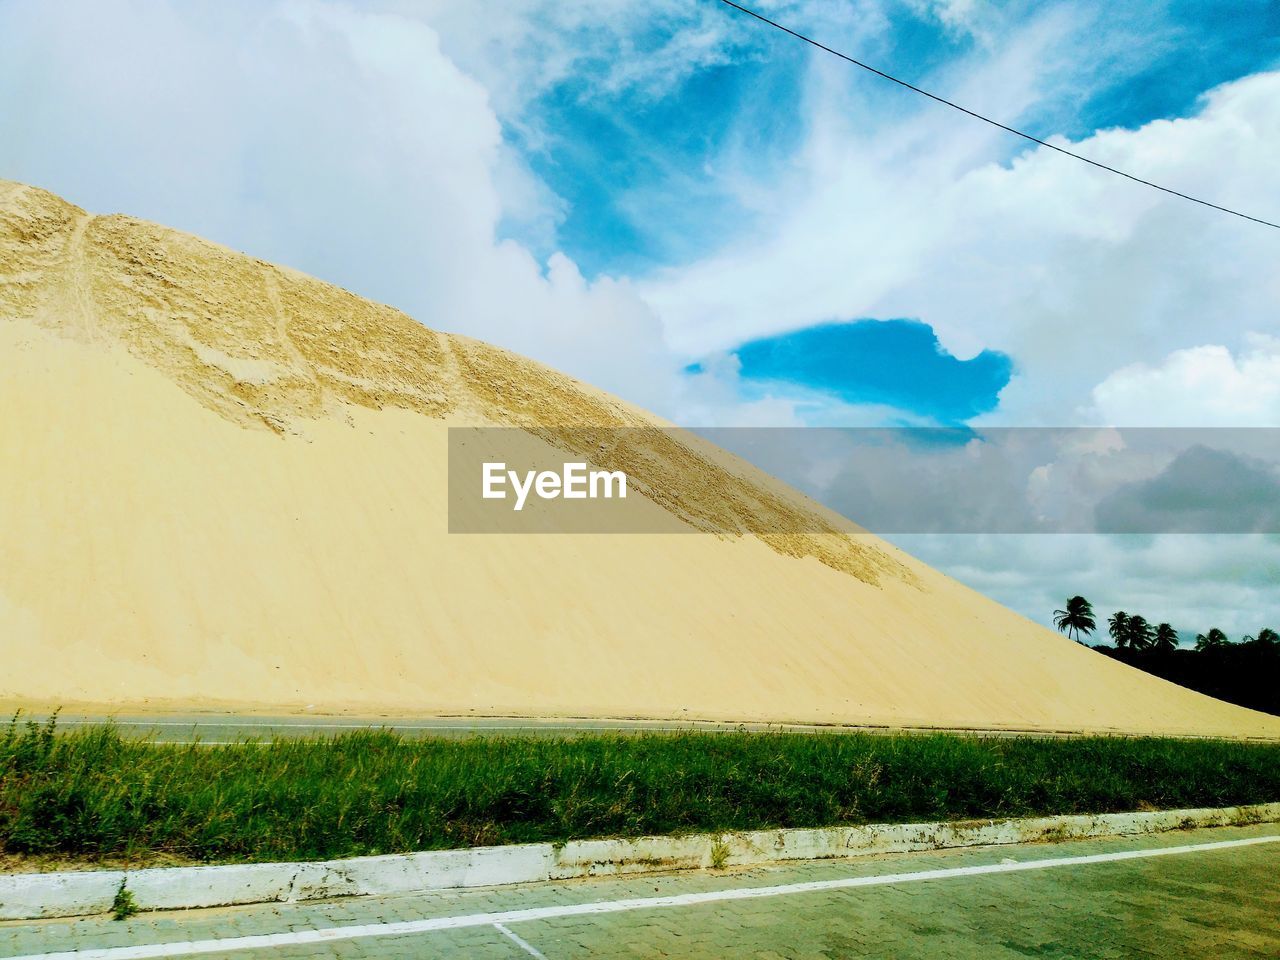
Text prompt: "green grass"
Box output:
[[109, 880, 138, 921], [1, 716, 1277, 865]]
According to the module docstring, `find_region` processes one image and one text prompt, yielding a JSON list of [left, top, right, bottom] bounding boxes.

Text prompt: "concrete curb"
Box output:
[[3, 802, 1277, 921]]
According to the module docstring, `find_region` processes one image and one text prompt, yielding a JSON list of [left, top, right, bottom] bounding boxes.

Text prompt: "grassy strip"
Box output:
[[2, 717, 1278, 865]]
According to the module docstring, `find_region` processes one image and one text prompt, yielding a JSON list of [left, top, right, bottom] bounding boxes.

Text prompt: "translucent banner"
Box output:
[[448, 427, 1280, 534]]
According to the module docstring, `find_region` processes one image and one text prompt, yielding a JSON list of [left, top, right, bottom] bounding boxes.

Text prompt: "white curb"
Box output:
[[2, 802, 1276, 921]]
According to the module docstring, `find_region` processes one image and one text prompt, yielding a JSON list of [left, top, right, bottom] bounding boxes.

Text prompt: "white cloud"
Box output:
[[639, 3, 1087, 356], [904, 0, 990, 40], [1089, 336, 1280, 427], [893, 532, 1280, 641], [0, 0, 683, 413], [377, 0, 768, 121], [643, 55, 1280, 427]]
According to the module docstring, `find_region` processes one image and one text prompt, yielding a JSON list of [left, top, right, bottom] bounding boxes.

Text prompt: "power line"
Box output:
[[716, 0, 1280, 231]]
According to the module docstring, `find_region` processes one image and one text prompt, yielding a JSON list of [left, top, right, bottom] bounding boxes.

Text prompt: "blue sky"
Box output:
[[2, 0, 1278, 635], [691, 320, 1012, 423], [505, 35, 808, 277], [1069, 0, 1280, 134], [509, 0, 1280, 279], [476, 0, 1280, 427]]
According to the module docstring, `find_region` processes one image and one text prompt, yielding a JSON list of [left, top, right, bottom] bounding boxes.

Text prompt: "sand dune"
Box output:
[[1, 179, 1276, 738]]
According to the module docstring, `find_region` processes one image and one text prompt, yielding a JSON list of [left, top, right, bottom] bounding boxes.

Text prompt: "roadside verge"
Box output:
[[3, 802, 1277, 921]]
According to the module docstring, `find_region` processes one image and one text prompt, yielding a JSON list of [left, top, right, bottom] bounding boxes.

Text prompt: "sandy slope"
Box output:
[[1, 179, 1276, 738]]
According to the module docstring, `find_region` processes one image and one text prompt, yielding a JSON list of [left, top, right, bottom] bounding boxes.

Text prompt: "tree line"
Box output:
[[1052, 595, 1279, 717]]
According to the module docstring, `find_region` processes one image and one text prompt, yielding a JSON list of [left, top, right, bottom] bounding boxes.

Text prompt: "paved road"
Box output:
[[3, 824, 1276, 959], [24, 714, 1080, 744]]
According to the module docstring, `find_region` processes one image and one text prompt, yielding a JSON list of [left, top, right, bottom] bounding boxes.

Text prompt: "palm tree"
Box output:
[[1053, 596, 1096, 643], [1126, 615, 1154, 651], [1242, 627, 1278, 649], [1153, 623, 1178, 653], [1108, 611, 1130, 649], [1194, 628, 1229, 651]]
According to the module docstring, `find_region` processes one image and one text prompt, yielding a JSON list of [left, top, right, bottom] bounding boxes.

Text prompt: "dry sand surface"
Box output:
[[1, 179, 1277, 738]]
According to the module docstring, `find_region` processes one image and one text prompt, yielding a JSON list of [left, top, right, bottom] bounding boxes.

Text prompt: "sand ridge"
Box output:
[[0, 181, 902, 587], [2, 178, 1277, 738]]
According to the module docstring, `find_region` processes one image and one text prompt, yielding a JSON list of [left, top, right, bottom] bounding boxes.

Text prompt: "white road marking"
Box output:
[[11, 835, 1278, 960], [494, 922, 550, 959]]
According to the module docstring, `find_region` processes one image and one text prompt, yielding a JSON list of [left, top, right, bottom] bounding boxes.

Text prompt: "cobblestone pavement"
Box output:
[[2, 824, 1276, 959]]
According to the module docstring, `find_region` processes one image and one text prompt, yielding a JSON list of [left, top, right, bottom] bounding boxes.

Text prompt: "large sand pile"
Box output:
[[2, 179, 1276, 738]]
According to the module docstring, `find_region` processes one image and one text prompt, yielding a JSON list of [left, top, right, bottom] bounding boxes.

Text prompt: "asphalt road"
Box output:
[[28, 713, 1080, 743], [4, 823, 1276, 958]]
